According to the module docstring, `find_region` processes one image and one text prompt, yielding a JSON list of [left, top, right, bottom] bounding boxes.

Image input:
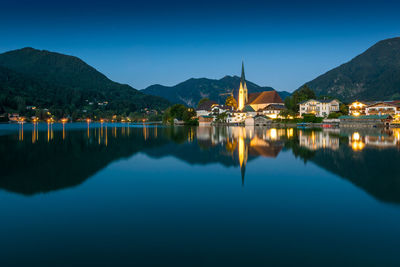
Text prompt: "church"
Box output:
[[234, 62, 284, 114]]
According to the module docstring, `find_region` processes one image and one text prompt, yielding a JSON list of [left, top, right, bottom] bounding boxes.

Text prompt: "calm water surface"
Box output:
[[1, 122, 400, 266]]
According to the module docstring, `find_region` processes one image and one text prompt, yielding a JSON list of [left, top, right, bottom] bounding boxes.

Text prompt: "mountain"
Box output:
[[0, 47, 169, 115], [142, 75, 291, 107], [301, 37, 400, 102]]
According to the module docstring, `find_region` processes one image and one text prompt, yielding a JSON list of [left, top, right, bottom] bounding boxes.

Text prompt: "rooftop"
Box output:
[[248, 91, 283, 105], [197, 100, 218, 111]]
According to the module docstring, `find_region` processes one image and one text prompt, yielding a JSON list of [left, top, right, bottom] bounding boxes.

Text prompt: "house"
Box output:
[[299, 99, 340, 117], [226, 111, 246, 124], [243, 105, 257, 117], [348, 101, 368, 116], [261, 104, 286, 119], [365, 102, 400, 116], [196, 100, 218, 117], [211, 105, 233, 116], [8, 113, 20, 122]]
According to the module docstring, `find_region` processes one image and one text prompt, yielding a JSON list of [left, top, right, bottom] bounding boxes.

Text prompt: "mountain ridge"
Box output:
[[142, 75, 291, 107], [300, 37, 400, 102], [0, 47, 170, 115]]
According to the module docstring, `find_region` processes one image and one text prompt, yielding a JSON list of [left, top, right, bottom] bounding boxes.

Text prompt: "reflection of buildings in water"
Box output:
[[365, 135, 397, 148], [249, 136, 283, 158], [299, 130, 339, 151], [143, 125, 148, 140], [196, 126, 285, 184], [32, 122, 38, 144], [238, 135, 248, 185], [348, 129, 400, 151], [47, 122, 54, 142], [18, 122, 24, 141], [349, 132, 365, 151]]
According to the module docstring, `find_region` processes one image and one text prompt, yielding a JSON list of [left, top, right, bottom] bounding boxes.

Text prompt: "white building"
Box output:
[[226, 111, 247, 124], [299, 99, 340, 117], [196, 100, 218, 117], [365, 102, 400, 116]]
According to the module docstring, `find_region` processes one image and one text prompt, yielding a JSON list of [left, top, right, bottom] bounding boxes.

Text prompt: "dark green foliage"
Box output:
[[327, 112, 342, 119], [279, 109, 296, 119], [284, 85, 316, 112], [302, 114, 324, 123], [0, 48, 170, 118], [163, 104, 197, 125], [143, 75, 291, 107], [169, 104, 187, 121], [340, 103, 349, 114], [302, 37, 400, 101]]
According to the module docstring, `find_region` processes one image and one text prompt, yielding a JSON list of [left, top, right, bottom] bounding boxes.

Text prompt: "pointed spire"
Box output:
[[240, 61, 246, 85]]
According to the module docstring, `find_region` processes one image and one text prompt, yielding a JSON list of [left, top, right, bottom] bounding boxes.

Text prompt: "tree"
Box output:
[[327, 112, 342, 119], [339, 103, 349, 115], [197, 98, 210, 108], [182, 108, 196, 122], [225, 96, 237, 110], [285, 85, 316, 112], [169, 104, 187, 121], [279, 109, 296, 119]]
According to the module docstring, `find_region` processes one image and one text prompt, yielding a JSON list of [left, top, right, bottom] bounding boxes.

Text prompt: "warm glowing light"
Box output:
[[270, 128, 277, 140], [267, 114, 278, 119], [352, 132, 360, 141], [351, 141, 365, 151], [287, 128, 294, 138], [86, 118, 91, 123], [61, 118, 68, 123]]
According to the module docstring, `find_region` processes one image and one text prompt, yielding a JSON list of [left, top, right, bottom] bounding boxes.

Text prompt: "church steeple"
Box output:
[[237, 61, 248, 110], [240, 61, 246, 85]]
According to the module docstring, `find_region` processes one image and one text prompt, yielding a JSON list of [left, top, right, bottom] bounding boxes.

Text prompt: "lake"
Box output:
[[1, 122, 400, 266]]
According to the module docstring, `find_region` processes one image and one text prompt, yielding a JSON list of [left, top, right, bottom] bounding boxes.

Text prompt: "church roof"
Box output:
[[248, 91, 283, 105]]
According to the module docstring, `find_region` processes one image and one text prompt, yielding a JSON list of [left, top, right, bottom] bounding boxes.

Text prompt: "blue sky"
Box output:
[[1, 0, 399, 92]]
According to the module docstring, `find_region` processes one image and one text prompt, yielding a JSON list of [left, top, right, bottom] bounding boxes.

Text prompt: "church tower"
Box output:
[[238, 62, 248, 111]]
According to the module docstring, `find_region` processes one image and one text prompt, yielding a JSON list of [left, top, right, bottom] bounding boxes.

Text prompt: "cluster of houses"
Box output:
[[196, 90, 286, 126], [195, 63, 400, 127], [197, 63, 290, 126]]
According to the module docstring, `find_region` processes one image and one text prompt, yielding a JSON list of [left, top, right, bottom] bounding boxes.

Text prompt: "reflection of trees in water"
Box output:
[[0, 125, 168, 195], [3, 125, 400, 204], [289, 128, 400, 204]]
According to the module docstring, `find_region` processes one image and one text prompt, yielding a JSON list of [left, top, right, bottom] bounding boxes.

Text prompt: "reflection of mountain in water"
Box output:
[[311, 146, 400, 204], [0, 125, 288, 195], [5, 124, 400, 204], [0, 124, 286, 196], [294, 129, 400, 204], [0, 125, 168, 195]]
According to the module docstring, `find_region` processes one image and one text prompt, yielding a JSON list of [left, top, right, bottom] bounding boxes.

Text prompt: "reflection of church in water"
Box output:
[[197, 126, 289, 185]]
